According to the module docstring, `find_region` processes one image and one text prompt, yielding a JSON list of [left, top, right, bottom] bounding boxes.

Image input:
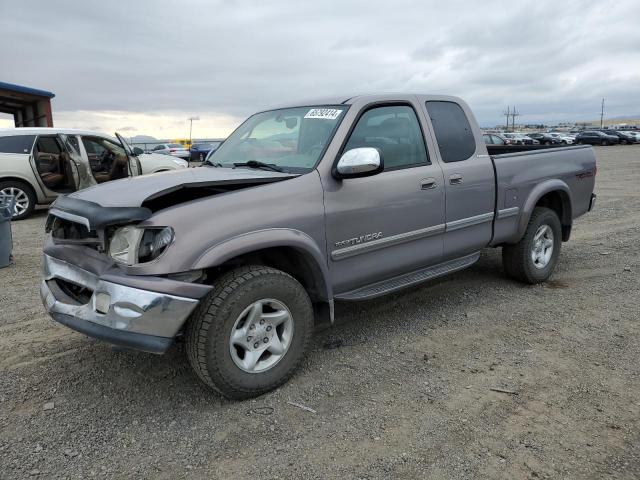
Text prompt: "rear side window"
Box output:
[[425, 101, 476, 163], [344, 105, 428, 169], [0, 135, 36, 154]]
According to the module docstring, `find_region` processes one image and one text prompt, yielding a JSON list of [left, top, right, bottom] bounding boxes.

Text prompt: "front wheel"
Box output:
[[502, 207, 562, 284], [185, 265, 313, 399]]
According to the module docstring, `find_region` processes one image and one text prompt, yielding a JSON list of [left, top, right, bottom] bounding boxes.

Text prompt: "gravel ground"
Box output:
[[0, 146, 639, 479]]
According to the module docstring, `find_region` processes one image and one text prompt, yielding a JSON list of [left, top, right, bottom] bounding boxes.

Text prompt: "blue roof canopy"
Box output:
[[0, 81, 55, 99]]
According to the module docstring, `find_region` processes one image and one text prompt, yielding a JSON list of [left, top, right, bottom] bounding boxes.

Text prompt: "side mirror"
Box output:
[[334, 147, 383, 179], [132, 147, 144, 156]]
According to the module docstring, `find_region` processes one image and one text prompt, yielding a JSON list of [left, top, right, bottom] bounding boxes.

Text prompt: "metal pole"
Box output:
[[189, 118, 193, 145], [600, 98, 605, 128]]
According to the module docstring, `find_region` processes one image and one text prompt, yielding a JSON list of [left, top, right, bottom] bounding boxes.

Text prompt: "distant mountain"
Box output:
[[128, 135, 157, 143]]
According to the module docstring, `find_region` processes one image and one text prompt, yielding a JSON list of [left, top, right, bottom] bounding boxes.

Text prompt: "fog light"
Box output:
[[94, 292, 111, 314]]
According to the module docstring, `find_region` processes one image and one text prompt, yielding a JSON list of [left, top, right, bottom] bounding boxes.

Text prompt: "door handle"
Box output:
[[449, 174, 463, 185], [420, 178, 437, 190]]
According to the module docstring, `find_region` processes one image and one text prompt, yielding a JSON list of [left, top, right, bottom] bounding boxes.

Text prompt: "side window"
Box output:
[[491, 135, 505, 145], [344, 105, 428, 169], [81, 136, 129, 183], [426, 101, 476, 162], [0, 135, 36, 154], [66, 135, 80, 152]]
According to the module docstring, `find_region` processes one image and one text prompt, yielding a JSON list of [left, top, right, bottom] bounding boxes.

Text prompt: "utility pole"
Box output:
[[511, 107, 520, 132], [188, 116, 200, 146], [600, 98, 605, 128], [503, 106, 511, 131]]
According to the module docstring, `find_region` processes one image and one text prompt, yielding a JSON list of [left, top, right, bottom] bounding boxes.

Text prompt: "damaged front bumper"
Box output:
[[40, 253, 203, 353]]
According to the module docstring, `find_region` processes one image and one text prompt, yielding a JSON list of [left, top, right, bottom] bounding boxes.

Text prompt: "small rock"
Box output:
[[465, 385, 472, 389], [599, 251, 612, 255], [34, 444, 43, 453], [29, 470, 40, 476], [623, 266, 631, 271], [43, 402, 54, 411]]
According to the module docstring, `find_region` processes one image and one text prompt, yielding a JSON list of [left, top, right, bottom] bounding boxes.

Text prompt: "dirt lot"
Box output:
[[0, 146, 638, 479]]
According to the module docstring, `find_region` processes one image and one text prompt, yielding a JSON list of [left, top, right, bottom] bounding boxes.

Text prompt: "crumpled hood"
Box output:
[[69, 166, 296, 208]]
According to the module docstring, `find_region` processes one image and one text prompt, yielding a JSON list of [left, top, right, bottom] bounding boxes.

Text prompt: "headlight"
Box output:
[[109, 226, 174, 265]]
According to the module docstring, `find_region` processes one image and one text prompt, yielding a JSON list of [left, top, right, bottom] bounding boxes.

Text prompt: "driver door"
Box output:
[[323, 103, 446, 294]]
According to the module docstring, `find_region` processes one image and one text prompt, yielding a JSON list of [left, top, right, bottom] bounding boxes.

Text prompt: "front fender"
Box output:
[[192, 228, 332, 301], [517, 179, 571, 240]]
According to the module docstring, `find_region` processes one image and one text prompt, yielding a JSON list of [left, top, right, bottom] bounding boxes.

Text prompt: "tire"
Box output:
[[577, 140, 583, 145], [544, 141, 551, 145], [0, 180, 36, 220], [601, 140, 607, 146], [502, 207, 562, 284], [185, 265, 314, 399]]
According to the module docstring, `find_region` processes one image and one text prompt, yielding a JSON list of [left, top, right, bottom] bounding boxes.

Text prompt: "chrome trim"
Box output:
[[445, 212, 494, 232], [41, 254, 199, 338], [49, 208, 91, 230], [331, 223, 445, 261], [497, 207, 520, 219]]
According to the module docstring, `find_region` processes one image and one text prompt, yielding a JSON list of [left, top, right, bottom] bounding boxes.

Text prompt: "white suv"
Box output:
[[0, 128, 188, 219]]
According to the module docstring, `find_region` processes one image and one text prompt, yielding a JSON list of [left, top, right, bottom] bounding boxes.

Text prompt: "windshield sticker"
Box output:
[[304, 108, 342, 120]]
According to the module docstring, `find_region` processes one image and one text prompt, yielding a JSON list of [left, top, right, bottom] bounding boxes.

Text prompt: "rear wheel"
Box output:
[[576, 140, 583, 145], [185, 265, 314, 399], [0, 180, 36, 220], [502, 207, 562, 284], [544, 141, 551, 145]]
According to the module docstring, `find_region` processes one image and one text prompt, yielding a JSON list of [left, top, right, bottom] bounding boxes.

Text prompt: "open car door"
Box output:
[[116, 132, 142, 177]]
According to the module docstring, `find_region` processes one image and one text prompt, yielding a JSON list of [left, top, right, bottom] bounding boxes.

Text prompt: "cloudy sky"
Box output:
[[1, 0, 639, 138]]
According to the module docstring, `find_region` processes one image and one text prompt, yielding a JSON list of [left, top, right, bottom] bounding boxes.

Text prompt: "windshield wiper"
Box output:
[[203, 159, 222, 167], [233, 160, 284, 172]]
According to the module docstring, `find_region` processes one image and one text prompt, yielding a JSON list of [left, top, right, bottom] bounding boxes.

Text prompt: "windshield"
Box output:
[[209, 106, 347, 173]]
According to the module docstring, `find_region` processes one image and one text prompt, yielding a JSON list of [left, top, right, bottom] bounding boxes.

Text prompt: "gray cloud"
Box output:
[[1, 0, 639, 129]]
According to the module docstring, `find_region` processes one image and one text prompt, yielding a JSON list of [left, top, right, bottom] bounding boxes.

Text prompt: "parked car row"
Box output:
[[485, 128, 640, 147], [0, 128, 188, 219], [574, 130, 639, 146], [146, 141, 222, 161]]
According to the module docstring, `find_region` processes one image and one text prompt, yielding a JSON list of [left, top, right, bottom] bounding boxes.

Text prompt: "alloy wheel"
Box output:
[[1, 186, 30, 217], [531, 224, 554, 269], [229, 298, 294, 373]]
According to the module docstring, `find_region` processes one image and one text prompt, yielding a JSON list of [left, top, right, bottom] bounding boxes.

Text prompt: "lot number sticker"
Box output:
[[304, 108, 342, 120]]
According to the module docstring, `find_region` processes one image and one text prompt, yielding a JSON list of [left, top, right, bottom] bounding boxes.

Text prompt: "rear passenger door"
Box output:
[[423, 100, 496, 259]]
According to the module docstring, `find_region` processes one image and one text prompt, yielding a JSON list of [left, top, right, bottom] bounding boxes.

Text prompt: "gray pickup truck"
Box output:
[[41, 94, 596, 398]]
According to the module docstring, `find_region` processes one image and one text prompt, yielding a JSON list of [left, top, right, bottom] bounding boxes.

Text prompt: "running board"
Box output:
[[334, 252, 481, 301]]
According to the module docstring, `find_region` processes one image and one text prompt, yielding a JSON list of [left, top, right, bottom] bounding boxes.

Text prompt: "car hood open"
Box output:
[[69, 166, 297, 210]]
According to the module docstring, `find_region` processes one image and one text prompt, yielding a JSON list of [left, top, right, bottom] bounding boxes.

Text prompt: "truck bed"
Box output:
[[489, 145, 597, 246]]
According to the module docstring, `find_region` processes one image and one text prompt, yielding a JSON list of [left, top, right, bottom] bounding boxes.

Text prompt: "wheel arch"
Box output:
[[193, 229, 333, 323], [518, 180, 572, 242]]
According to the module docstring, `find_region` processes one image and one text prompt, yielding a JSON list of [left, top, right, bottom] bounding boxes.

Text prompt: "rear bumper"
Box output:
[[40, 254, 200, 353]]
